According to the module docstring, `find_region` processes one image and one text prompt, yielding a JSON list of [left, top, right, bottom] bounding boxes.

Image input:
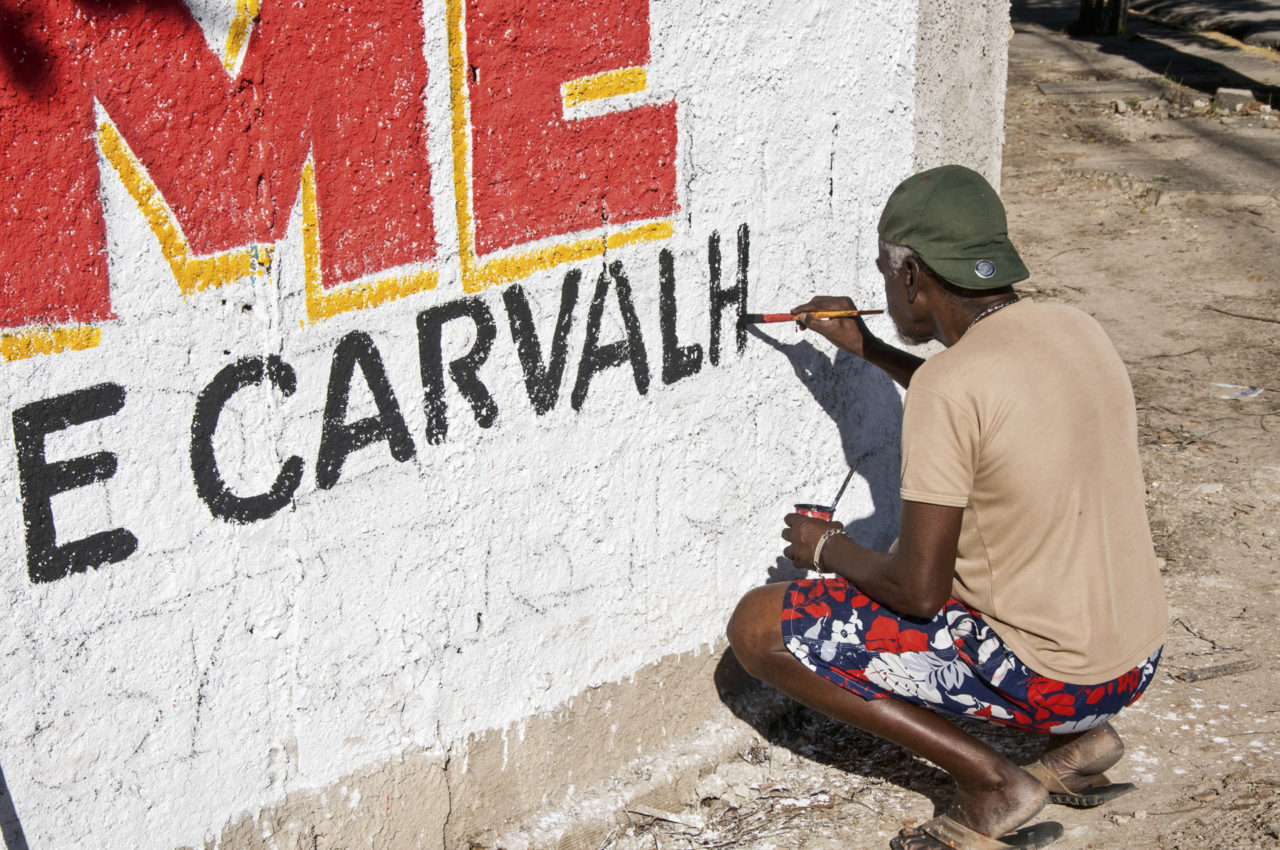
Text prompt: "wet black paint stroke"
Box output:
[[12, 383, 137, 583], [190, 356, 305, 524], [316, 331, 416, 490], [658, 247, 703, 384], [503, 271, 579, 415], [571, 259, 650, 411], [418, 297, 499, 444], [709, 223, 750, 366]]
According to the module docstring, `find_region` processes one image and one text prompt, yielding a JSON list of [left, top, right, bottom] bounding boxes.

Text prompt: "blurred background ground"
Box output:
[[584, 3, 1280, 848]]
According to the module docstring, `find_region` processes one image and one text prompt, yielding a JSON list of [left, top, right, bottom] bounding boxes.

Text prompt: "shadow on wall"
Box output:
[[0, 5, 55, 94], [746, 324, 903, 585], [0, 763, 29, 850]]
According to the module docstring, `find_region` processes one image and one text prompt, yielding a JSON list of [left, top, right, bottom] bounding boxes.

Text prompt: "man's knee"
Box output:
[[727, 584, 785, 678]]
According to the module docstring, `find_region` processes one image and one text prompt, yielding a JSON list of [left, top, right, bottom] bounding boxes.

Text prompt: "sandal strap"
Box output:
[[1023, 760, 1074, 795], [919, 814, 1016, 849], [1025, 760, 1115, 796]]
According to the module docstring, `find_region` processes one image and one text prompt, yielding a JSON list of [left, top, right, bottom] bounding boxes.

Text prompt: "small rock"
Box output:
[[1138, 97, 1161, 112], [1261, 104, 1273, 113], [718, 760, 767, 791], [695, 773, 729, 802], [1113, 98, 1128, 114], [1215, 87, 1255, 112], [1135, 809, 1148, 821], [1225, 767, 1253, 784], [1193, 99, 1209, 109]]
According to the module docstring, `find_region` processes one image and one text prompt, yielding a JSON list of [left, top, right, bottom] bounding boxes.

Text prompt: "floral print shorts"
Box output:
[[781, 578, 1161, 734]]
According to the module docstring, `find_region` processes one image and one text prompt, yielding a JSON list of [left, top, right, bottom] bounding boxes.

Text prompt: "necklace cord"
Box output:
[[965, 296, 1020, 333]]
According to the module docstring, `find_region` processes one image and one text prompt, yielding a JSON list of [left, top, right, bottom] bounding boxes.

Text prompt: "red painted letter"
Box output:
[[0, 0, 435, 330], [464, 0, 678, 256]]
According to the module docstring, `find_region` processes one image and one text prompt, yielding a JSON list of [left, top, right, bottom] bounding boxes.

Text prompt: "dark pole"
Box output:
[[1071, 0, 1130, 36], [0, 763, 30, 850]]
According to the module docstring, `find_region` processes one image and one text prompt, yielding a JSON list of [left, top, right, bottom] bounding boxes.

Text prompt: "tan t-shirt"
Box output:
[[900, 300, 1166, 684]]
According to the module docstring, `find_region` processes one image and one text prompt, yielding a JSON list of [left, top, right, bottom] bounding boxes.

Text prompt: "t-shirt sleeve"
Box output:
[[900, 385, 978, 508]]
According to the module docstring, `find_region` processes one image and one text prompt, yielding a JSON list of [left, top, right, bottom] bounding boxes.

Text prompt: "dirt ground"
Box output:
[[593, 5, 1280, 850]]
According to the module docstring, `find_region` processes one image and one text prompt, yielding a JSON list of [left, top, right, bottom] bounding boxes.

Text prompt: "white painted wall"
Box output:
[[0, 1, 1005, 846]]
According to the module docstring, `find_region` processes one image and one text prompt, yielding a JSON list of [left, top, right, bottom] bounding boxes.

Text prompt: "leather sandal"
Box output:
[[889, 813, 1063, 849], [1024, 759, 1135, 808]]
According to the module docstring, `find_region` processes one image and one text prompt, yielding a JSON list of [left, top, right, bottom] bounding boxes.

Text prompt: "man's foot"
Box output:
[[891, 762, 1050, 849], [1036, 722, 1125, 793], [1025, 722, 1134, 808]]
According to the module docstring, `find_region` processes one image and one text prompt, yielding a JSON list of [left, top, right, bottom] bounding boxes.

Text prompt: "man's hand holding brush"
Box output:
[[793, 295, 924, 390], [792, 295, 876, 358]]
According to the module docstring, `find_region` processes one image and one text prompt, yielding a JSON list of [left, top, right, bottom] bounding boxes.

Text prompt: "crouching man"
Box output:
[[728, 165, 1166, 850]]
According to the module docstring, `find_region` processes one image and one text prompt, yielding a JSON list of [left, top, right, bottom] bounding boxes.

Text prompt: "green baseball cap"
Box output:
[[877, 165, 1029, 290]]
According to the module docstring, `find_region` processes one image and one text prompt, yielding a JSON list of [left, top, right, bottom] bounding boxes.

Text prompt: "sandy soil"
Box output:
[[589, 7, 1280, 850]]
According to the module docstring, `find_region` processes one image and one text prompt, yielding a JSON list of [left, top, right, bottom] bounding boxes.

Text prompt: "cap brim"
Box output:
[[926, 243, 1029, 290]]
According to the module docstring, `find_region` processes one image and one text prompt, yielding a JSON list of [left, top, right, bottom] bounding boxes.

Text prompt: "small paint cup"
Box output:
[[794, 503, 834, 521]]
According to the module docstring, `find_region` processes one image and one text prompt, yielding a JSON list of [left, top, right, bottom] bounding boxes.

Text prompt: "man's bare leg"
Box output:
[[727, 583, 1049, 848]]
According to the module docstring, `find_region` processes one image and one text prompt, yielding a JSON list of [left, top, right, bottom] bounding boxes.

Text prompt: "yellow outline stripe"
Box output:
[[223, 0, 260, 71], [469, 220, 674, 290], [2, 326, 102, 362], [301, 161, 438, 323], [1129, 11, 1280, 65], [562, 66, 647, 108], [100, 123, 434, 326], [1201, 30, 1280, 65], [98, 122, 271, 296], [446, 0, 671, 295]]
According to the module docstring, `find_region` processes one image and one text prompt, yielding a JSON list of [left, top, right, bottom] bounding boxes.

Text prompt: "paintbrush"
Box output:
[[828, 455, 863, 514], [740, 309, 885, 324]]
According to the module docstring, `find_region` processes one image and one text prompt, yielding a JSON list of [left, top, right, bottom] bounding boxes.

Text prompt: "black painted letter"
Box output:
[[503, 271, 579, 415], [417, 298, 498, 444], [572, 260, 650, 411], [709, 223, 750, 366], [659, 248, 703, 384], [13, 384, 137, 583], [316, 332, 416, 490], [191, 356, 305, 523]]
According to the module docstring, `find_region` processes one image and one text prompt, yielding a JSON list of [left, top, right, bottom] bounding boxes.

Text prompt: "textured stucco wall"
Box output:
[[0, 1, 1008, 847], [914, 0, 1012, 185]]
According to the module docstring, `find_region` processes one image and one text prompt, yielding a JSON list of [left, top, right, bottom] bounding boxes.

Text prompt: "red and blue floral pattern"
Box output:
[[781, 578, 1160, 734]]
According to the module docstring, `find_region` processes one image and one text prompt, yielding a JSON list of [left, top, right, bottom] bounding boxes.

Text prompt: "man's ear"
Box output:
[[904, 257, 921, 303]]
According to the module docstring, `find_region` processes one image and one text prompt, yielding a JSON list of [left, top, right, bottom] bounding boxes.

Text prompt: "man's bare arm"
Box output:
[[858, 337, 924, 390]]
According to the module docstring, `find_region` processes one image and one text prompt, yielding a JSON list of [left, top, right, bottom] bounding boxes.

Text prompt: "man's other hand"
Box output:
[[782, 513, 844, 569]]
